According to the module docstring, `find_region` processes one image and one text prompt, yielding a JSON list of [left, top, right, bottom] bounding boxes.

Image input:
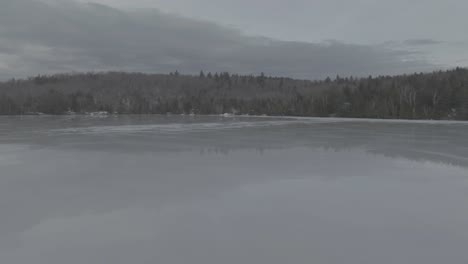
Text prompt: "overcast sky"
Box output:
[[1, 0, 467, 80], [72, 0, 468, 43]]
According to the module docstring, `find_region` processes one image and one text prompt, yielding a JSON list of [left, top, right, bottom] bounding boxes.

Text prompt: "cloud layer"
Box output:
[[0, 0, 434, 80]]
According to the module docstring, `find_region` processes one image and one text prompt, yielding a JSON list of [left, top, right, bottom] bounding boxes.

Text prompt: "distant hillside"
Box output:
[[1, 69, 468, 120]]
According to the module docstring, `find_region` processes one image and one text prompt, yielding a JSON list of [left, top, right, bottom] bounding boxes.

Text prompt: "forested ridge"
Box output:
[[1, 68, 468, 119]]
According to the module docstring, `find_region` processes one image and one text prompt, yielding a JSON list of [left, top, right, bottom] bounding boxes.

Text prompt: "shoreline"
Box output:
[[1, 113, 467, 124]]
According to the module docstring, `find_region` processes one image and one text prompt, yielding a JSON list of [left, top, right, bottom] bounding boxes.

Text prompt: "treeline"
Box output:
[[1, 68, 468, 119]]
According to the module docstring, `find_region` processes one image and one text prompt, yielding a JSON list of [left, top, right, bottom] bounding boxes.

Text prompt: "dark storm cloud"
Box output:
[[0, 0, 434, 80]]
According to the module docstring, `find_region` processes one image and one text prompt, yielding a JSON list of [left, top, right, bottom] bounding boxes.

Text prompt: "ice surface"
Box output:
[[0, 116, 467, 264]]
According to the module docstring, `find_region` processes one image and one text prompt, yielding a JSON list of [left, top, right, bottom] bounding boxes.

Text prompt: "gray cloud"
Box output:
[[403, 39, 443, 46], [0, 0, 435, 80], [70, 0, 468, 45]]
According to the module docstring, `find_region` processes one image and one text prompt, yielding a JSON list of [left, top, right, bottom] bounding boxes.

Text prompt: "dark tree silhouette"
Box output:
[[1, 68, 468, 120]]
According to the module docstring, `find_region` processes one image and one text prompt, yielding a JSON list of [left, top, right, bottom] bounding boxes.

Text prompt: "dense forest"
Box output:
[[1, 68, 468, 120]]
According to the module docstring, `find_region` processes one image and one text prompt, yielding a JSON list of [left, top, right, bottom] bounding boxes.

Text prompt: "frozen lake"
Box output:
[[1, 115, 468, 264]]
